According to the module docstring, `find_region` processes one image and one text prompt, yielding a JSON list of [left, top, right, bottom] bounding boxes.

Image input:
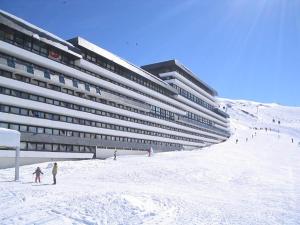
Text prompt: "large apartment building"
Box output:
[[0, 10, 230, 165]]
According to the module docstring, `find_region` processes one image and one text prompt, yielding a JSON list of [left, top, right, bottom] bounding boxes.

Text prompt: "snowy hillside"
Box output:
[[0, 99, 300, 225]]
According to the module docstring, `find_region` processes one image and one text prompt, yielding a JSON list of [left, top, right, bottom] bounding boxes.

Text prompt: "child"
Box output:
[[33, 167, 43, 183]]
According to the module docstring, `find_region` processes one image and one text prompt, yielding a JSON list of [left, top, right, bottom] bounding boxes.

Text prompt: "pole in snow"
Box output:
[[15, 146, 20, 181]]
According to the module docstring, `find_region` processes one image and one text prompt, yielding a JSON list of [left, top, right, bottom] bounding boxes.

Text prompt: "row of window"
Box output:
[[0, 68, 229, 138], [0, 103, 215, 143], [0, 24, 75, 65], [0, 23, 173, 98], [0, 122, 183, 148], [1, 53, 153, 111], [187, 112, 212, 126], [150, 65, 215, 96], [0, 78, 228, 138], [82, 48, 173, 96], [172, 84, 215, 111], [20, 141, 95, 153], [0, 53, 183, 123]]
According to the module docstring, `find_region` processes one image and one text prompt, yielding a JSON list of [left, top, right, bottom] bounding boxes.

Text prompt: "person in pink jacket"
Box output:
[[33, 167, 43, 183]]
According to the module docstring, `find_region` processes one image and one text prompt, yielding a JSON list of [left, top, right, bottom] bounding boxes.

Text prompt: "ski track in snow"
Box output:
[[1, 100, 300, 225]]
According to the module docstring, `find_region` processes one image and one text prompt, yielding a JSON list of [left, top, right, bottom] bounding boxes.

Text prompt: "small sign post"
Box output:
[[15, 146, 20, 181]]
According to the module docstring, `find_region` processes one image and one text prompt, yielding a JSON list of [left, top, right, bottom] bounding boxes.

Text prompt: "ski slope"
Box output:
[[0, 99, 300, 225]]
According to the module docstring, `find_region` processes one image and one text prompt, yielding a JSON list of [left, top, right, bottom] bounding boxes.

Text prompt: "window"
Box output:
[[46, 98, 53, 104], [9, 124, 19, 131], [10, 107, 19, 114], [45, 113, 53, 120], [53, 115, 59, 121], [53, 100, 60, 106], [37, 127, 44, 134], [59, 144, 66, 151], [32, 41, 40, 53], [53, 144, 59, 151], [24, 37, 32, 50], [13, 32, 24, 46], [45, 144, 52, 151], [20, 142, 27, 150], [45, 128, 52, 135], [59, 75, 65, 84], [73, 80, 78, 88], [44, 70, 50, 79], [27, 64, 34, 74], [60, 116, 67, 122], [73, 131, 79, 137], [0, 105, 9, 112], [20, 108, 28, 116], [28, 126, 37, 133], [29, 95, 38, 101], [73, 145, 79, 152], [28, 142, 37, 150], [38, 96, 46, 102], [40, 44, 48, 57], [19, 125, 27, 132], [85, 84, 90, 91], [0, 122, 8, 128], [37, 143, 44, 151], [11, 90, 21, 97], [66, 145, 72, 152]]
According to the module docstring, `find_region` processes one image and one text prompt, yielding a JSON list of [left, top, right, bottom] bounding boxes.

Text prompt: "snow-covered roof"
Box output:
[[0, 128, 20, 149]]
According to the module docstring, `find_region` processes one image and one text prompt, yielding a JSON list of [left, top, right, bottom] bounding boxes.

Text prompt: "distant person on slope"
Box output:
[[114, 150, 117, 160], [52, 162, 58, 185], [33, 167, 43, 183]]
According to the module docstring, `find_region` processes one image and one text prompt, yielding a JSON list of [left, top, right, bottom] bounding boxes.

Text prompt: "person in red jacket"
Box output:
[[33, 167, 43, 183]]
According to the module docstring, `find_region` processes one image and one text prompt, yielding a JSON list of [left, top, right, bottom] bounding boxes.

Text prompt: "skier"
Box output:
[[291, 138, 294, 143], [33, 167, 43, 183], [52, 162, 58, 185], [246, 138, 248, 142], [235, 139, 238, 144], [114, 150, 117, 160]]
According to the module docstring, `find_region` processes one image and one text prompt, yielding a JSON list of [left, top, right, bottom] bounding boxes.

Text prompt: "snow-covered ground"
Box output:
[[0, 99, 300, 225]]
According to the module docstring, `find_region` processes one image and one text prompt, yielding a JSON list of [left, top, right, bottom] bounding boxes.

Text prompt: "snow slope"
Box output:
[[0, 99, 300, 225]]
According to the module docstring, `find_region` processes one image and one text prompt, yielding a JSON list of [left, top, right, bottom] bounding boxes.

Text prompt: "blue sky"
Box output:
[[1, 0, 300, 106]]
